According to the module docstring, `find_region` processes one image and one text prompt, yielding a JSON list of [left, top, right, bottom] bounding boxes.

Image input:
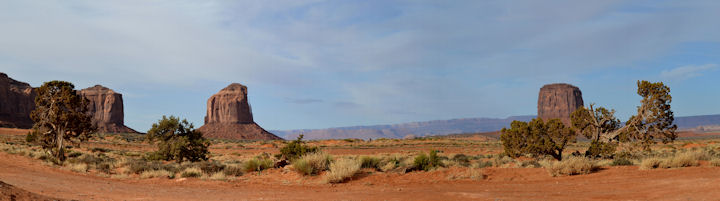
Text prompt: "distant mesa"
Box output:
[[537, 83, 584, 126], [79, 85, 137, 133], [0, 73, 36, 128], [0, 72, 137, 133], [197, 83, 281, 140]]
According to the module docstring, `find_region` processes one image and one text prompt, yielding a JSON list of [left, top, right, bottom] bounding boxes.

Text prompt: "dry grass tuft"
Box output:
[[325, 158, 362, 183], [180, 167, 203, 178], [140, 170, 174, 179], [545, 157, 598, 176], [68, 163, 88, 173], [293, 152, 332, 175]]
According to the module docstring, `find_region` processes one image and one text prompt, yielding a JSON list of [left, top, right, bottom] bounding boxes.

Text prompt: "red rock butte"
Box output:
[[0, 73, 36, 128], [537, 83, 584, 126], [197, 83, 281, 140], [79, 85, 137, 133]]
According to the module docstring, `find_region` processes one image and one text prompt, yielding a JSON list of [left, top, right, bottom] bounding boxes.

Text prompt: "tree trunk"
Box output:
[[56, 128, 65, 162]]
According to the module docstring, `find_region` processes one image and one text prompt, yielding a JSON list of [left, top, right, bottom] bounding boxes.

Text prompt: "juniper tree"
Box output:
[[571, 80, 677, 153], [29, 81, 95, 162], [146, 116, 209, 162], [500, 118, 576, 160]]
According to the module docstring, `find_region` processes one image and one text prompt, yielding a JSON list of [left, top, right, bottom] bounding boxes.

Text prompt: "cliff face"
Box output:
[[79, 85, 137, 133], [0, 73, 36, 128], [537, 83, 584, 126], [198, 83, 281, 140]]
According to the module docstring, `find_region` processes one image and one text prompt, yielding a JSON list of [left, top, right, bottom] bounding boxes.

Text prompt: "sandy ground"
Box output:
[[2, 151, 720, 200]]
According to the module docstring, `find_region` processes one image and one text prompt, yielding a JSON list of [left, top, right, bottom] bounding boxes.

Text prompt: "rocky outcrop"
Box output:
[[0, 73, 36, 128], [197, 83, 281, 140], [79, 85, 137, 133], [537, 83, 584, 126]]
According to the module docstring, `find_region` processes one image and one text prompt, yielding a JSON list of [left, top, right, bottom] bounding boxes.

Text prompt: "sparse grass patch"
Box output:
[[293, 152, 332, 175], [242, 157, 273, 173], [359, 156, 380, 169], [413, 150, 442, 171], [222, 165, 244, 176], [325, 158, 362, 183], [140, 170, 174, 179], [180, 167, 203, 178], [208, 172, 227, 181], [639, 157, 664, 170], [610, 158, 634, 166], [68, 163, 88, 173], [545, 157, 598, 176], [710, 158, 720, 167]]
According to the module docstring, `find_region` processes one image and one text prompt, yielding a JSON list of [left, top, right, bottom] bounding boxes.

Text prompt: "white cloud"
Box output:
[[660, 64, 718, 80]]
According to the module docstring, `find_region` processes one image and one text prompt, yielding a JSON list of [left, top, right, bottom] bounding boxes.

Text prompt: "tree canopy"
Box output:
[[29, 81, 95, 162], [146, 115, 209, 162], [500, 118, 576, 160]]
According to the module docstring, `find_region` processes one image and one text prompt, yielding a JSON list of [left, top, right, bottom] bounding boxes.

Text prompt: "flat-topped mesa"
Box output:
[[537, 83, 584, 126], [79, 85, 137, 133], [0, 73, 36, 128], [198, 83, 281, 140]]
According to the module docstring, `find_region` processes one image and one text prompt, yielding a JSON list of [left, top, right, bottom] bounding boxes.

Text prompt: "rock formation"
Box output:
[[197, 83, 281, 140], [537, 83, 584, 126], [79, 85, 137, 133], [0, 73, 36, 128]]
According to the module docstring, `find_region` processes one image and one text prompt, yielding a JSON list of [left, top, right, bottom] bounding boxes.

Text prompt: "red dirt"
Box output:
[[2, 151, 720, 200], [0, 128, 29, 136]]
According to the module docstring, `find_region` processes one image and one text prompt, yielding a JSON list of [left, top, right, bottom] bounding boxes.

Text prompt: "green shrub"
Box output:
[[146, 116, 210, 163], [413, 150, 442, 171], [279, 135, 318, 161], [359, 156, 380, 169], [500, 118, 576, 160], [610, 158, 633, 166], [292, 152, 332, 175]]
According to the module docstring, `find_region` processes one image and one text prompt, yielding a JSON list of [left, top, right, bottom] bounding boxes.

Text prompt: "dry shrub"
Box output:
[[180, 167, 203, 178], [293, 152, 332, 175], [208, 172, 227, 181], [325, 158, 362, 183], [447, 168, 487, 181], [68, 163, 88, 173], [640, 151, 704, 170], [242, 158, 273, 172], [223, 165, 244, 176], [359, 156, 381, 169], [639, 157, 664, 170], [140, 170, 174, 179], [710, 158, 720, 167], [545, 157, 598, 176]]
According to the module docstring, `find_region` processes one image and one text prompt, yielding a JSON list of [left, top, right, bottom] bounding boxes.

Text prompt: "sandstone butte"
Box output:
[[0, 73, 36, 128], [537, 83, 584, 126], [197, 83, 281, 140], [79, 85, 137, 133], [0, 72, 136, 133]]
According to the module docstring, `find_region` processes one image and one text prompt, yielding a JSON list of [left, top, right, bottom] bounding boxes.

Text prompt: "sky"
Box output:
[[1, 0, 720, 132]]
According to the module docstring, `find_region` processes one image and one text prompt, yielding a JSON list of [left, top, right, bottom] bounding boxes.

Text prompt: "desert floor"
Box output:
[[2, 128, 720, 201]]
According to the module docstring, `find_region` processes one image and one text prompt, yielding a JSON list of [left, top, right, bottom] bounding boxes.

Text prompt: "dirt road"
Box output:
[[2, 151, 720, 200]]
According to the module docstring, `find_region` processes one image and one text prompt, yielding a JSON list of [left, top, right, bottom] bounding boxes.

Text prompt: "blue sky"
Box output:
[[1, 1, 719, 132]]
